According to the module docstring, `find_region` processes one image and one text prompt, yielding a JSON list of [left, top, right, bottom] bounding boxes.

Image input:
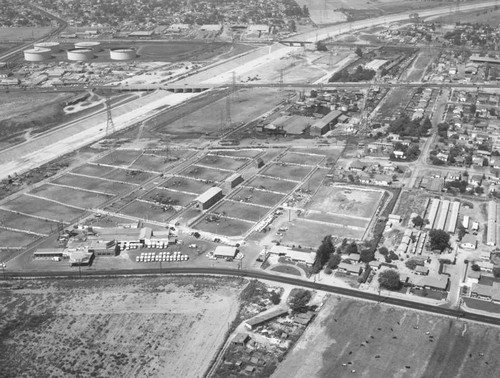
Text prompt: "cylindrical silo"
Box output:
[[67, 48, 94, 61], [24, 48, 52, 62], [110, 48, 136, 61], [74, 41, 101, 52], [34, 41, 60, 53]]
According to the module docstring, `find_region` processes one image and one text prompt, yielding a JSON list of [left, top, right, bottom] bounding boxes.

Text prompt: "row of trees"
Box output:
[[388, 116, 432, 138], [329, 66, 376, 83]]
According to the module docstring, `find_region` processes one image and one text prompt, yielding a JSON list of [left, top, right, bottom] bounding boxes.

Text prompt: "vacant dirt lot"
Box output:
[[30, 184, 112, 209], [230, 187, 285, 208], [0, 276, 244, 378], [160, 177, 215, 195], [193, 215, 253, 237], [274, 297, 500, 378], [261, 164, 313, 182], [0, 209, 58, 235], [2, 195, 84, 223], [246, 176, 298, 194], [52, 174, 136, 196]]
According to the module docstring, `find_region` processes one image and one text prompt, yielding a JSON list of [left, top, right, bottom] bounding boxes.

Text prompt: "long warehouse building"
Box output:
[[425, 198, 441, 230], [435, 200, 450, 230], [446, 201, 460, 233]]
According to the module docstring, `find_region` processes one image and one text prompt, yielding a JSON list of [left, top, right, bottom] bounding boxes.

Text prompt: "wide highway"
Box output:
[[2, 267, 500, 327]]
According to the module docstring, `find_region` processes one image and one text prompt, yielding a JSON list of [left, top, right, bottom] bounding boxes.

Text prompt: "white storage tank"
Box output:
[[67, 48, 94, 61], [74, 41, 101, 52], [110, 48, 136, 61], [24, 47, 51, 62], [34, 41, 60, 53]]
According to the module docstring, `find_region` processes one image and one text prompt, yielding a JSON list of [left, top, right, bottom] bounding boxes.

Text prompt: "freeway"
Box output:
[[2, 267, 500, 327]]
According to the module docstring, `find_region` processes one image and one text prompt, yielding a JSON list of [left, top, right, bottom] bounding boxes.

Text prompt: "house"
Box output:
[[414, 265, 429, 275], [411, 275, 449, 291], [232, 333, 250, 346], [469, 175, 483, 186], [393, 150, 405, 159], [337, 262, 363, 275], [475, 260, 494, 273], [460, 234, 477, 249], [436, 152, 449, 162], [344, 253, 361, 263], [349, 160, 366, 172], [388, 214, 402, 223], [373, 174, 392, 186], [471, 281, 500, 302], [369, 261, 382, 271]]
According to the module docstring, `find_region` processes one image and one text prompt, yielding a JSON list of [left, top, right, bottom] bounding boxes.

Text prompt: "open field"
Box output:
[[405, 49, 436, 82], [141, 188, 196, 208], [0, 209, 58, 235], [279, 152, 325, 166], [118, 200, 176, 222], [2, 195, 84, 223], [151, 88, 288, 140], [394, 190, 431, 224], [0, 228, 39, 247], [71, 163, 116, 177], [273, 297, 500, 378], [30, 184, 113, 209], [193, 215, 253, 237], [211, 200, 271, 222], [198, 154, 248, 171], [0, 27, 54, 40], [104, 168, 157, 185], [431, 6, 500, 25], [261, 164, 313, 182], [52, 174, 136, 196], [246, 176, 298, 194], [230, 187, 285, 208], [281, 218, 364, 248], [128, 154, 178, 172], [307, 185, 383, 219], [182, 165, 231, 183], [161, 177, 215, 195], [299, 168, 329, 191], [304, 211, 369, 228], [0, 277, 243, 378]]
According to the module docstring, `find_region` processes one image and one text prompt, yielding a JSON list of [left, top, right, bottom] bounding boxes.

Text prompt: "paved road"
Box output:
[[2, 267, 500, 326]]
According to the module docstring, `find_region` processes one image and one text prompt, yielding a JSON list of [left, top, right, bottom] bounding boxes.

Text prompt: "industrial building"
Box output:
[[310, 110, 343, 136], [224, 173, 244, 192], [268, 245, 316, 265], [264, 115, 311, 135], [195, 187, 223, 210], [244, 307, 289, 330], [24, 47, 51, 62], [33, 248, 66, 259], [424, 199, 460, 233], [213, 246, 238, 259]]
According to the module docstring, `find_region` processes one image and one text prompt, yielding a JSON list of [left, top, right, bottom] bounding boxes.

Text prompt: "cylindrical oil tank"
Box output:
[[110, 48, 136, 61], [67, 48, 94, 61], [74, 41, 101, 52], [34, 41, 60, 53], [24, 47, 52, 62]]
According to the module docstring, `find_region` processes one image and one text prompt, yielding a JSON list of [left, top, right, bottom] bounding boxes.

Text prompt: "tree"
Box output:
[[270, 291, 281, 305], [346, 241, 358, 255], [114, 243, 121, 256], [493, 267, 500, 278], [302, 5, 310, 16], [405, 259, 418, 270], [412, 215, 424, 228], [379, 246, 389, 256], [328, 253, 341, 269], [378, 269, 401, 290], [471, 264, 481, 272], [429, 229, 450, 251], [360, 249, 375, 263], [316, 41, 327, 51], [288, 289, 312, 310], [313, 235, 335, 271], [324, 266, 332, 275], [355, 47, 363, 57], [457, 223, 466, 241], [289, 20, 297, 32]]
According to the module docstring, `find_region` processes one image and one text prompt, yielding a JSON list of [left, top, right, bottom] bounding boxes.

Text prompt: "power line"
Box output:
[[105, 96, 115, 136]]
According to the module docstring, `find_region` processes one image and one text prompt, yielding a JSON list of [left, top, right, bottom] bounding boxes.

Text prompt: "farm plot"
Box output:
[[2, 195, 84, 223], [129, 154, 176, 173], [95, 149, 143, 166], [211, 200, 270, 222], [0, 209, 59, 235], [246, 176, 298, 194], [30, 185, 113, 209], [230, 187, 285, 208], [193, 215, 253, 237], [281, 219, 365, 248], [197, 154, 247, 171], [70, 163, 116, 178], [273, 297, 500, 378], [212, 149, 263, 159], [119, 200, 176, 223], [142, 189, 196, 208], [0, 277, 243, 378], [160, 177, 215, 195], [52, 174, 135, 196], [299, 168, 329, 192], [0, 229, 39, 247], [307, 186, 383, 219], [261, 164, 313, 182], [182, 165, 231, 183], [104, 168, 157, 185], [279, 152, 325, 166]]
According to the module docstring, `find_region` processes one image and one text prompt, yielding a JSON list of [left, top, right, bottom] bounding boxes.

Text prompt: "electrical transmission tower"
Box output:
[[225, 95, 232, 129], [105, 96, 115, 136]]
